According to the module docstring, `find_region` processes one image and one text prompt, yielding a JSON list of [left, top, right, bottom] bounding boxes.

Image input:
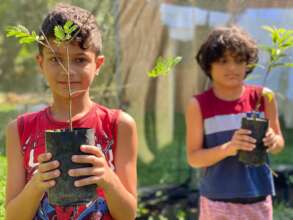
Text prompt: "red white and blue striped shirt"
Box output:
[[195, 85, 275, 199]]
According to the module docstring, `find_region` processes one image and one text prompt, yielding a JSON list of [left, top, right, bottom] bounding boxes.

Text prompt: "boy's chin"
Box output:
[[217, 83, 243, 90], [55, 91, 85, 99], [224, 80, 243, 87]]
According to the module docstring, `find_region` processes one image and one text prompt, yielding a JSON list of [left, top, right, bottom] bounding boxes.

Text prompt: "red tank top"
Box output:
[[17, 103, 120, 220]]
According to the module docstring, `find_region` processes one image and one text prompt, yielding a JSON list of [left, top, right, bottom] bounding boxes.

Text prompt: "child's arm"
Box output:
[[105, 112, 137, 219], [263, 92, 285, 154], [5, 119, 60, 220], [69, 112, 137, 220], [186, 98, 256, 168]]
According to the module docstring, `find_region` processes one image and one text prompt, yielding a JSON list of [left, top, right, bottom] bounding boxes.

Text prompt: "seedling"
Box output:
[[253, 26, 293, 116], [239, 26, 293, 167], [6, 21, 80, 131]]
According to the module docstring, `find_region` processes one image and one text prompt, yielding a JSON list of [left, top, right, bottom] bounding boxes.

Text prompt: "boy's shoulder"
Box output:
[[17, 105, 48, 122], [193, 87, 213, 101], [194, 84, 263, 99], [93, 102, 123, 125], [244, 84, 262, 91], [94, 102, 121, 117], [93, 102, 135, 129], [244, 84, 265, 99]]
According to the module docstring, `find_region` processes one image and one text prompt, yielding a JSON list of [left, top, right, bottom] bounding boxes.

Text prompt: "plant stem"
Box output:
[[40, 30, 69, 77], [265, 163, 278, 177], [66, 47, 73, 131], [254, 65, 271, 117], [40, 30, 73, 131]]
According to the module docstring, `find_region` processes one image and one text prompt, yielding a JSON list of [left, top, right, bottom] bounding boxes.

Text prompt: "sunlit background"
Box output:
[[1, 0, 293, 219]]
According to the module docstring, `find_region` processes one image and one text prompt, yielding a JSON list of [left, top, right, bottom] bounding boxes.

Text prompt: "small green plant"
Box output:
[[6, 21, 79, 131], [254, 26, 293, 114], [240, 26, 293, 168], [148, 56, 182, 78]]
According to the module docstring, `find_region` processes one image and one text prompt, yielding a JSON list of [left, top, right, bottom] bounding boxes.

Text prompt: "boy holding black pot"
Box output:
[[186, 26, 284, 219], [5, 3, 137, 220]]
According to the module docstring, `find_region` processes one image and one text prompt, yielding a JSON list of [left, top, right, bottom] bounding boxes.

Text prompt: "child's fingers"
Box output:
[[235, 135, 256, 144], [263, 138, 273, 146], [263, 131, 276, 146], [40, 169, 60, 181], [43, 180, 56, 188], [68, 167, 103, 177], [38, 160, 59, 173], [267, 143, 277, 152], [74, 176, 100, 187], [37, 153, 52, 163], [72, 155, 104, 165], [80, 145, 105, 158], [236, 129, 252, 135], [236, 141, 255, 151], [31, 170, 57, 192]]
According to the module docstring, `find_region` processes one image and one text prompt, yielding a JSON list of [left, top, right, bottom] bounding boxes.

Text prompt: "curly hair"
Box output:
[[196, 26, 258, 79], [38, 3, 102, 55]]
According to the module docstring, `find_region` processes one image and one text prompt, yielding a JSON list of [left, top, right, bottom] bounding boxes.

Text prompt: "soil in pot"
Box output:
[[45, 128, 97, 206], [238, 117, 269, 166]]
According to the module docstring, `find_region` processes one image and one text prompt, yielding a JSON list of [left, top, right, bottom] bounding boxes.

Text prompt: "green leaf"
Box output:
[[5, 25, 40, 45], [54, 21, 78, 43], [284, 63, 293, 68], [63, 20, 78, 37], [148, 56, 177, 78], [19, 36, 37, 44], [272, 31, 279, 44], [63, 20, 73, 34], [54, 25, 65, 41], [6, 25, 28, 37], [18, 25, 29, 34], [262, 25, 275, 33], [69, 24, 78, 33], [278, 30, 293, 45]]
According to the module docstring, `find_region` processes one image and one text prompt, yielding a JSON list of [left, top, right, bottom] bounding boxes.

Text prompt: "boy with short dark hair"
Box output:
[[5, 4, 137, 220], [186, 26, 284, 219]]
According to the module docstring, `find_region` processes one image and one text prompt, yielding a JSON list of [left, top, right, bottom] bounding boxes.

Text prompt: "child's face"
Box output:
[[36, 40, 104, 99], [210, 51, 247, 88]]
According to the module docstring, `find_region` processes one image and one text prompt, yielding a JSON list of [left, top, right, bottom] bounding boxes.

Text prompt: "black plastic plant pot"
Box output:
[[45, 128, 97, 206], [238, 117, 269, 166]]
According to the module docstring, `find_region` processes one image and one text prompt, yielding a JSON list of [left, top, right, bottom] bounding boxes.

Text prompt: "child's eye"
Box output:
[[75, 57, 87, 63], [49, 57, 60, 63]]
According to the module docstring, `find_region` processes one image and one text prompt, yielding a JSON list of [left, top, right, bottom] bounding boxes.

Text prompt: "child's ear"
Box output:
[[95, 55, 104, 75], [36, 54, 44, 71]]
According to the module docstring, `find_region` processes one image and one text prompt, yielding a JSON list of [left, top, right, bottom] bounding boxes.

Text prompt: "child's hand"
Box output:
[[263, 128, 278, 153], [30, 153, 60, 193], [68, 145, 113, 189], [226, 129, 256, 156]]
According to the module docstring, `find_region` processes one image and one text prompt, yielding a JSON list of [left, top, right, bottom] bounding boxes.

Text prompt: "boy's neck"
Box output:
[[212, 84, 245, 101], [50, 95, 94, 122]]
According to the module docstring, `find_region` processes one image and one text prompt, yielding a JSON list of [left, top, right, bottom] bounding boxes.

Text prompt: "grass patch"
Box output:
[[0, 103, 19, 155], [274, 202, 293, 220], [0, 156, 7, 219]]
